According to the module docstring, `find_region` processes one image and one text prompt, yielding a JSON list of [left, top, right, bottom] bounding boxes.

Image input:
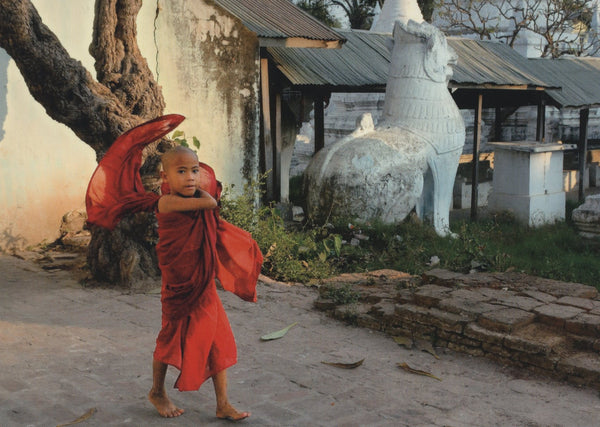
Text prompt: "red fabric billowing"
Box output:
[[86, 114, 185, 230], [85, 115, 263, 391]]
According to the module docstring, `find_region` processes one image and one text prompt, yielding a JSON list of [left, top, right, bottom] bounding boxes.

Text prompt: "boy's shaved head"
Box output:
[[161, 146, 198, 170]]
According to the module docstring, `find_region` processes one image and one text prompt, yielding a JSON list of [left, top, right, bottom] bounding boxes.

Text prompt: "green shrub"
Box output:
[[221, 183, 600, 290], [320, 283, 360, 305]]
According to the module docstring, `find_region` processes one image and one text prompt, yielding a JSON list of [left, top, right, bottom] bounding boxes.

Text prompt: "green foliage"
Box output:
[[219, 175, 338, 283], [296, 0, 341, 27], [220, 184, 600, 289], [320, 283, 360, 305], [171, 130, 200, 151]]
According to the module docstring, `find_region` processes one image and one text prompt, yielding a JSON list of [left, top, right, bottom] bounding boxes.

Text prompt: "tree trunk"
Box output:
[[0, 0, 169, 287]]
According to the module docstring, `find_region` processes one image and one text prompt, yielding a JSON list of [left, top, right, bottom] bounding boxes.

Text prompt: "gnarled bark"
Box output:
[[0, 0, 169, 287]]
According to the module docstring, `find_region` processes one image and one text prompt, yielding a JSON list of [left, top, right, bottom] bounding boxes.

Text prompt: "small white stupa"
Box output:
[[370, 0, 423, 33]]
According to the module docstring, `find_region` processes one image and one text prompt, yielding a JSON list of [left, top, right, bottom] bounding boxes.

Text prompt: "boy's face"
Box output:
[[160, 151, 200, 197]]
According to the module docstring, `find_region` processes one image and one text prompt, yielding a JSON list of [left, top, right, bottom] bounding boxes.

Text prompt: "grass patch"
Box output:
[[220, 184, 600, 290]]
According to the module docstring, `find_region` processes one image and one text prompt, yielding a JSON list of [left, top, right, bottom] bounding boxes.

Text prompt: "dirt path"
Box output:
[[0, 253, 598, 426]]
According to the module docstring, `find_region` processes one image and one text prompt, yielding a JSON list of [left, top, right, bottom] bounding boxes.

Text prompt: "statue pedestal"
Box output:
[[488, 141, 576, 226], [572, 194, 600, 237]]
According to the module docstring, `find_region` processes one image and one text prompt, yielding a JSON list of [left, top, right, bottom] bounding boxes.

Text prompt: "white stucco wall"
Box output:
[[154, 0, 260, 191], [0, 1, 99, 251], [0, 0, 261, 251]]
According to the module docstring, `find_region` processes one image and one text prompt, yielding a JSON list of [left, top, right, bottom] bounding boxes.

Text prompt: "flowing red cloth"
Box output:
[[85, 115, 262, 391], [85, 115, 185, 230]]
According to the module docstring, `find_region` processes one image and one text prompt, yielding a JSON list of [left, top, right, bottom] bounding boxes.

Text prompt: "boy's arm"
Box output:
[[158, 189, 217, 213]]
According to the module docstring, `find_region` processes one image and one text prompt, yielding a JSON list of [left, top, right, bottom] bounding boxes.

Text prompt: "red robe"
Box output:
[[86, 115, 262, 391]]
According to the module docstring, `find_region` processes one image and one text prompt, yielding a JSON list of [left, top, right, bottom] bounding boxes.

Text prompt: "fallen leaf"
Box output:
[[56, 407, 97, 427], [415, 339, 440, 359], [260, 322, 297, 341], [393, 335, 414, 349], [321, 358, 365, 369], [397, 362, 441, 381]]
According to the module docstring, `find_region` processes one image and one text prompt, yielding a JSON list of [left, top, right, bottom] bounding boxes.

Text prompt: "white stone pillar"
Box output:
[[488, 141, 577, 226]]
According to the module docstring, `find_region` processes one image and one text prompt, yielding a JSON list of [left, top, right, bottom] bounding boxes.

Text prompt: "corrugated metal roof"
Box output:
[[449, 38, 550, 88], [268, 29, 600, 109], [529, 57, 600, 108], [213, 0, 343, 42], [268, 30, 554, 90], [268, 30, 390, 88]]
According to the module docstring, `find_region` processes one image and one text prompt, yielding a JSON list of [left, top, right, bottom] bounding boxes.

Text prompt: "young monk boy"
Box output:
[[85, 115, 262, 422]]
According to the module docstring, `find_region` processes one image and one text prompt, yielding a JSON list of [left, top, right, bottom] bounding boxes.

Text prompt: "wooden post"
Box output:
[[274, 92, 282, 202], [536, 97, 546, 142], [314, 94, 325, 152], [260, 58, 274, 200], [579, 107, 590, 203], [471, 92, 483, 220]]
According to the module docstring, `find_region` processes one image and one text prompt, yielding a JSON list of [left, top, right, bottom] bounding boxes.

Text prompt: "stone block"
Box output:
[[556, 353, 600, 387], [534, 303, 584, 330], [395, 289, 414, 304], [437, 330, 481, 348], [426, 307, 470, 333], [413, 284, 452, 307], [482, 342, 513, 359], [505, 324, 565, 355], [503, 336, 555, 356], [439, 298, 497, 317], [449, 288, 491, 302], [491, 294, 543, 311], [475, 287, 512, 300], [526, 277, 598, 299], [519, 290, 557, 304], [518, 352, 559, 371], [572, 194, 600, 238], [556, 296, 598, 311], [314, 298, 336, 311], [464, 323, 506, 346], [565, 313, 600, 337], [477, 307, 536, 333], [421, 269, 463, 286], [356, 313, 384, 331], [448, 342, 484, 357], [570, 335, 597, 352], [394, 304, 432, 325]]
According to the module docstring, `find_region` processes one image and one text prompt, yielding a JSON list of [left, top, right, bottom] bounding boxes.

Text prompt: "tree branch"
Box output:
[[0, 0, 136, 155], [90, 0, 164, 119]]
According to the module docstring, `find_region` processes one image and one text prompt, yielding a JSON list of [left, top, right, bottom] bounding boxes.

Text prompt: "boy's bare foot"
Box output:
[[148, 390, 184, 418], [216, 402, 250, 422]]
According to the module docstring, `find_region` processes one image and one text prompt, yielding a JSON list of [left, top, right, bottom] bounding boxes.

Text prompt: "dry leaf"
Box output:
[[56, 407, 97, 427], [321, 358, 365, 369], [397, 362, 441, 381], [415, 339, 440, 359], [393, 335, 414, 349], [260, 322, 297, 341]]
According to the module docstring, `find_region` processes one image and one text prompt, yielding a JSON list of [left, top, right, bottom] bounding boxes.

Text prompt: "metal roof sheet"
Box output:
[[213, 0, 344, 42], [268, 30, 390, 89], [529, 57, 600, 108], [268, 29, 600, 109], [268, 30, 554, 90], [448, 38, 550, 88]]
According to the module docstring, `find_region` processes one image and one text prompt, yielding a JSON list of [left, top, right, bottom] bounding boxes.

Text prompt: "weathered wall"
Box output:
[[155, 0, 260, 187], [0, 0, 261, 251], [0, 1, 98, 251]]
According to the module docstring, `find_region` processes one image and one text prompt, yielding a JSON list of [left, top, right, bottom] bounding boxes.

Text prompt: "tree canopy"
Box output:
[[435, 0, 600, 58]]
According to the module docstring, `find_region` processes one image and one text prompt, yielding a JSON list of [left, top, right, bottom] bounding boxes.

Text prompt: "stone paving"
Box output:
[[315, 268, 600, 390], [1, 253, 600, 427]]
